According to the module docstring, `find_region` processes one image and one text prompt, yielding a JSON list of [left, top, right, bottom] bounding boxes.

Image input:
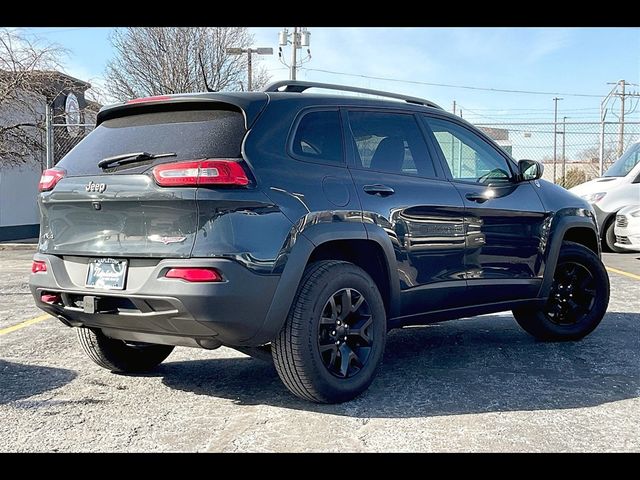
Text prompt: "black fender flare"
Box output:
[[246, 220, 400, 345], [539, 209, 600, 298]]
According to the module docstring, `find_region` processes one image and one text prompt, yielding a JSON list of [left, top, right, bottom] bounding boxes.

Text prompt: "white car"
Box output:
[[614, 205, 640, 252], [570, 142, 640, 252]]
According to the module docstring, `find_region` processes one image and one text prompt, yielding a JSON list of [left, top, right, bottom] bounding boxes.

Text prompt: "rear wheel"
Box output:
[[77, 328, 174, 373], [513, 241, 609, 341], [604, 217, 626, 253], [272, 260, 386, 403]]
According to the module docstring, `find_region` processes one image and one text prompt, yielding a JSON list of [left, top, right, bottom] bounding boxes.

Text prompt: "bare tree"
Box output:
[[105, 27, 270, 100], [0, 28, 69, 167]]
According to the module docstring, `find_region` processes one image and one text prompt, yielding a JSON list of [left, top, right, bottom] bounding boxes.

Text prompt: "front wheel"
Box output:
[[272, 260, 387, 403], [513, 241, 609, 341], [77, 328, 174, 373]]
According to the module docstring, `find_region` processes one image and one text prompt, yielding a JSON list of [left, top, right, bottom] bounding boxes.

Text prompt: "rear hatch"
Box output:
[[38, 99, 262, 257]]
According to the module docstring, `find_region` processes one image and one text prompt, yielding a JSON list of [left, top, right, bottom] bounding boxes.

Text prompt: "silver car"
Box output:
[[570, 142, 640, 252]]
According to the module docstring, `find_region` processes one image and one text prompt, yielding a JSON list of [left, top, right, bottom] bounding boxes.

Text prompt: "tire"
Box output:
[[513, 241, 609, 341], [77, 327, 174, 373], [272, 260, 386, 403], [603, 217, 626, 253]]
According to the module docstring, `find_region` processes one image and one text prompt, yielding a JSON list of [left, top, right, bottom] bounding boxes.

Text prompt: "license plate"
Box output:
[[86, 258, 128, 290]]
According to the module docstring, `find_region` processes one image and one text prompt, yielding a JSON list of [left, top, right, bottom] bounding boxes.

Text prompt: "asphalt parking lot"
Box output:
[[1, 247, 639, 452]]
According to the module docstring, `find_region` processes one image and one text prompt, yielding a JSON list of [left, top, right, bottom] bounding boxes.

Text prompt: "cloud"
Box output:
[[445, 28, 514, 60], [526, 28, 573, 64]]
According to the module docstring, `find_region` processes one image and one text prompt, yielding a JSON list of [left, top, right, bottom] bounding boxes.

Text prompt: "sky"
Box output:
[[16, 27, 640, 124]]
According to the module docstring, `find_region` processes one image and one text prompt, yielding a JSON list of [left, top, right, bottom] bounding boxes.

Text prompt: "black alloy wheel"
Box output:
[[512, 241, 609, 341], [272, 260, 387, 403], [544, 261, 597, 325], [318, 288, 374, 378]]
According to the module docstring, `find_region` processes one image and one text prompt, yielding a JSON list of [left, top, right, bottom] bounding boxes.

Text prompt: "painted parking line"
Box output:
[[606, 266, 640, 281], [0, 314, 51, 336]]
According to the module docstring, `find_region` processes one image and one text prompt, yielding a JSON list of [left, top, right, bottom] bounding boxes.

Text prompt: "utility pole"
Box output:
[[278, 27, 311, 81], [44, 102, 53, 169], [290, 27, 298, 80], [601, 80, 640, 172], [552, 97, 563, 184], [618, 79, 626, 157], [226, 47, 273, 91], [452, 100, 456, 116], [561, 116, 568, 187], [600, 84, 616, 176]]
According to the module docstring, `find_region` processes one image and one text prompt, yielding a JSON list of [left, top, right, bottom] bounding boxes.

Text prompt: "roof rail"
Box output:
[[263, 80, 442, 109]]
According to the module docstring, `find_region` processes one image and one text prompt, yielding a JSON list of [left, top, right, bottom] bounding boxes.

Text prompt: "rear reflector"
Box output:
[[164, 268, 222, 282], [32, 260, 47, 274], [38, 168, 66, 192], [153, 160, 249, 187], [126, 95, 172, 104], [41, 293, 61, 304]]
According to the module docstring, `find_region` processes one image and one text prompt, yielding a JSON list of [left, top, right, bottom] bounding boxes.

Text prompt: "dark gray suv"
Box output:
[[30, 81, 610, 403]]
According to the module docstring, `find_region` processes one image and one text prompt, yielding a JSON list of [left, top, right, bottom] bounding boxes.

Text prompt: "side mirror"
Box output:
[[518, 159, 543, 181]]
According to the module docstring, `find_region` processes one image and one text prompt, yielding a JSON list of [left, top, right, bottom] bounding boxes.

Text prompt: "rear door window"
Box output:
[[290, 110, 344, 165], [347, 110, 437, 178], [57, 107, 246, 176]]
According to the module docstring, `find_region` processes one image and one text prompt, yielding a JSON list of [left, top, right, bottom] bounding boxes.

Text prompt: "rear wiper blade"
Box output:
[[98, 151, 176, 169]]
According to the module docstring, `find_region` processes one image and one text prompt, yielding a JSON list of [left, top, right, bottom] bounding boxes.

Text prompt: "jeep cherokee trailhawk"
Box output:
[[30, 81, 610, 403]]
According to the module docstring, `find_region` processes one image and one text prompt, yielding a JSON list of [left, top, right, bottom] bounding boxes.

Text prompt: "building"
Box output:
[[477, 126, 513, 156], [0, 71, 98, 241]]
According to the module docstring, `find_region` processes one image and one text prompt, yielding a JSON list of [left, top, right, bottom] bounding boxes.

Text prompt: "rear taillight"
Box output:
[[152, 160, 249, 187], [38, 168, 66, 192], [164, 268, 223, 282], [32, 260, 47, 274]]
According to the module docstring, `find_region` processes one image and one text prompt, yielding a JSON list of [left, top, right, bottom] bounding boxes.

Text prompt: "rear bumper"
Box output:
[[29, 254, 280, 347]]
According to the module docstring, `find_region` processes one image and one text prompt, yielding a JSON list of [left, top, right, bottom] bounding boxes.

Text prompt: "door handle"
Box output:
[[363, 184, 395, 197], [465, 192, 490, 203]]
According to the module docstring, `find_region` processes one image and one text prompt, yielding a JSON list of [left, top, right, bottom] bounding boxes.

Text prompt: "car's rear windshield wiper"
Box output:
[[98, 151, 176, 170]]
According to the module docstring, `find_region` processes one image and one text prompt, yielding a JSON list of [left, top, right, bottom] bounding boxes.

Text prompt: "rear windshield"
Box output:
[[57, 107, 246, 176]]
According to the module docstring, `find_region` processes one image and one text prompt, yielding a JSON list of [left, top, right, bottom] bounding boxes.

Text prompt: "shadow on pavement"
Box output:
[[0, 360, 77, 405], [160, 312, 640, 418]]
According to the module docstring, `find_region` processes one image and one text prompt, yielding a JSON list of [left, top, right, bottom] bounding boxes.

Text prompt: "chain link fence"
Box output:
[[474, 121, 640, 188], [45, 108, 97, 168]]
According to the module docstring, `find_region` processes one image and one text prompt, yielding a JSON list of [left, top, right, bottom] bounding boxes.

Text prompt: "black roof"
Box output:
[[97, 85, 446, 128]]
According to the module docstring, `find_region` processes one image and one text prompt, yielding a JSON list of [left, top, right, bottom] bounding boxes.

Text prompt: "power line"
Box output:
[[300, 67, 604, 98], [466, 114, 612, 120], [461, 106, 601, 112], [457, 106, 608, 124], [458, 105, 607, 119], [464, 114, 632, 122]]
